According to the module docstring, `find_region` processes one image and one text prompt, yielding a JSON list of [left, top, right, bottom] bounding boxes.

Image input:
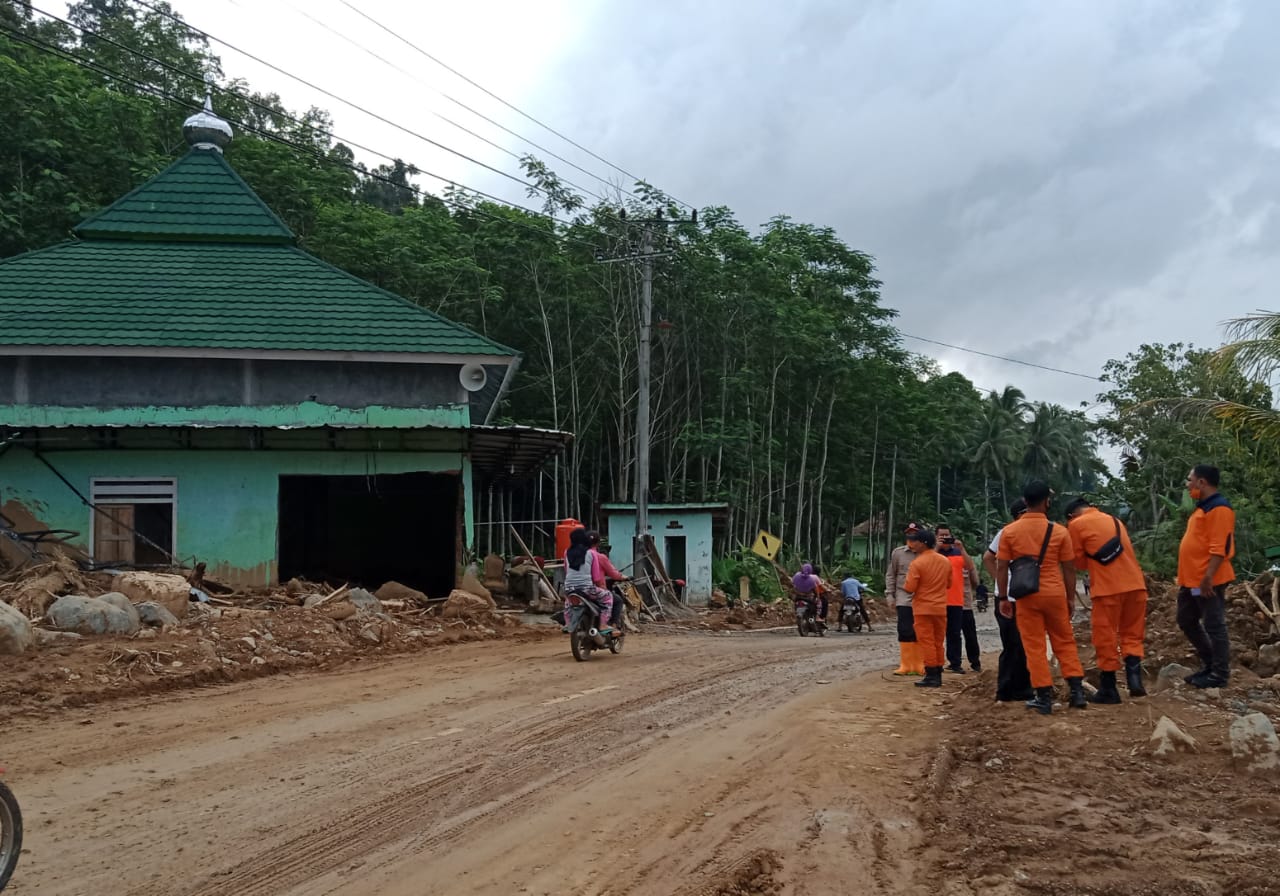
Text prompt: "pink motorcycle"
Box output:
[[0, 767, 19, 891]]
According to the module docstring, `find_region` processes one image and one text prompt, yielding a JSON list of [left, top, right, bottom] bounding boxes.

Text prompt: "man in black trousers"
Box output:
[[983, 499, 1034, 702]]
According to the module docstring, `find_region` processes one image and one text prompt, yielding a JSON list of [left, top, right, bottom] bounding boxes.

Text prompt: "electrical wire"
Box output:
[[7, 12, 608, 249], [334, 0, 696, 212], [900, 332, 1104, 382], [259, 0, 652, 207]]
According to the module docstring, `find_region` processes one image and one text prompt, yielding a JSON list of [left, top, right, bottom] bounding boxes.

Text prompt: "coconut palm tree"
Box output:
[[971, 388, 1029, 524], [1168, 310, 1280, 444]]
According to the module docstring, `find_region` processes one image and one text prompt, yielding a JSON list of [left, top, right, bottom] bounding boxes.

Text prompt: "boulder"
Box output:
[[0, 600, 35, 655], [1255, 642, 1280, 679], [111, 571, 190, 621], [96, 592, 142, 629], [136, 601, 180, 630], [1153, 663, 1195, 694], [34, 629, 82, 647], [442, 588, 497, 621], [375, 581, 428, 605], [46, 594, 141, 636], [1229, 712, 1280, 775], [1148, 716, 1199, 760], [346, 588, 382, 616]]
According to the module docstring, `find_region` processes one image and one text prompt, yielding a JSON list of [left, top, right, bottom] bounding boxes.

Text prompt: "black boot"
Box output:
[[1067, 677, 1088, 709], [1025, 686, 1054, 715], [915, 666, 942, 688], [1184, 664, 1212, 686], [1088, 671, 1121, 704], [1124, 656, 1147, 697]]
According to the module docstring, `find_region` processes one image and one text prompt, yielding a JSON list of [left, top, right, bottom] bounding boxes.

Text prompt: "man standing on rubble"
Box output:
[[983, 499, 1034, 703], [1176, 464, 1236, 689], [1065, 497, 1148, 702], [885, 522, 925, 675]]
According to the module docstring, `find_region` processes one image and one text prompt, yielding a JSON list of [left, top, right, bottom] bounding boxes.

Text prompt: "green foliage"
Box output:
[[712, 550, 783, 603]]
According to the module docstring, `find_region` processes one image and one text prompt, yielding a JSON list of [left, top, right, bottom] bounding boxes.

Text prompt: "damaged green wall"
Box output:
[[0, 446, 473, 587]]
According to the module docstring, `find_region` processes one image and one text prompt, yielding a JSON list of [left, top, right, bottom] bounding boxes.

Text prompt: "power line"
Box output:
[[259, 0, 650, 207], [12, 8, 607, 247], [0, 24, 605, 254], [900, 332, 1104, 382], [334, 0, 696, 213], [122, 0, 601, 215]]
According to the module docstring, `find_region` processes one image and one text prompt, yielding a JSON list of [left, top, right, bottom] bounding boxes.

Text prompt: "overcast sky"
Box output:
[[95, 0, 1280, 418]]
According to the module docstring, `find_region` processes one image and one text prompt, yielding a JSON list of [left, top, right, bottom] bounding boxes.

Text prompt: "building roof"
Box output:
[[0, 240, 513, 355], [0, 146, 514, 359], [74, 149, 295, 243]]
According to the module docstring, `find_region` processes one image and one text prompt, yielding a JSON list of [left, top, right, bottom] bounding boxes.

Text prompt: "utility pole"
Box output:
[[598, 207, 696, 592]]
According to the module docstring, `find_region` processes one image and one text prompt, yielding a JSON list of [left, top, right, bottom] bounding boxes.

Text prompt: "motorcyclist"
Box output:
[[839, 573, 873, 631], [562, 527, 614, 634], [792, 563, 826, 631], [588, 532, 629, 628]]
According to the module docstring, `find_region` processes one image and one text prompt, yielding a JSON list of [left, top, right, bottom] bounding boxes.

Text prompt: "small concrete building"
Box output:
[[601, 503, 727, 605], [0, 99, 563, 595]]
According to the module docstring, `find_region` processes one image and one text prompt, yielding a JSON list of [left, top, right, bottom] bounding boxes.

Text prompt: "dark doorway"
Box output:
[[664, 535, 687, 582], [278, 472, 459, 598]]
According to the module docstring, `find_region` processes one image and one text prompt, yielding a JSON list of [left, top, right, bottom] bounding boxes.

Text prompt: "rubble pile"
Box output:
[[1141, 571, 1280, 678], [0, 558, 552, 718]]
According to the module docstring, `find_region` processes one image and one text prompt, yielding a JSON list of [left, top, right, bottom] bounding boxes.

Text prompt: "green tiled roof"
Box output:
[[0, 241, 513, 355], [75, 149, 295, 243], [0, 146, 514, 357]]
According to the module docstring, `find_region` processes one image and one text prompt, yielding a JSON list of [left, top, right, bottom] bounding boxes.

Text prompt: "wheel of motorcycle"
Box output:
[[0, 780, 21, 892], [796, 621, 807, 637], [570, 627, 591, 662], [608, 634, 623, 654]]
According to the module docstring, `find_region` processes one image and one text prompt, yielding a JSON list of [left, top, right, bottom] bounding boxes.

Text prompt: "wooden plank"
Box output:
[[95, 504, 135, 565]]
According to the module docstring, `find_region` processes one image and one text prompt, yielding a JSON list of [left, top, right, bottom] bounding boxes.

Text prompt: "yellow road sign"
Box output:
[[751, 530, 782, 562]]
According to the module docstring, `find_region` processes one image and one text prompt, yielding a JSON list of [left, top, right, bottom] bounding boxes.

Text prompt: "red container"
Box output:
[[555, 518, 582, 562]]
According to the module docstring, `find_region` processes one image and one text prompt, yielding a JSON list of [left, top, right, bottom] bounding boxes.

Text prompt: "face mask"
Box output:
[[1189, 487, 1203, 502]]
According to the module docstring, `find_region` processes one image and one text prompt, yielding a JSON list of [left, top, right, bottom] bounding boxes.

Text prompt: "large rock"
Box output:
[[0, 600, 35, 655], [1256, 642, 1280, 679], [136, 601, 180, 630], [1153, 663, 1195, 694], [375, 581, 428, 605], [1148, 716, 1199, 760], [1230, 712, 1280, 775], [442, 588, 498, 621], [346, 588, 382, 615], [46, 594, 141, 636], [96, 592, 142, 630], [111, 571, 190, 621]]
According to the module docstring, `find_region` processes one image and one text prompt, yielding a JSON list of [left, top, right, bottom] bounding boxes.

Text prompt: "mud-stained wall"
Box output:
[[0, 449, 473, 587]]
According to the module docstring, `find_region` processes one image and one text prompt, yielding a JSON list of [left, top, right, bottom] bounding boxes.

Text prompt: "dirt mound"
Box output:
[[1139, 572, 1280, 676]]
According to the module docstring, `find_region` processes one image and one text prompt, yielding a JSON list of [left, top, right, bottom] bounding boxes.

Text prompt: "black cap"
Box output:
[[1064, 496, 1091, 517], [1009, 498, 1028, 518]]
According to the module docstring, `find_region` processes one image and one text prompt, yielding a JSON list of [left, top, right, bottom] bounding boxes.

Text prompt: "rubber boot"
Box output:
[[1088, 671, 1122, 704], [903, 641, 924, 676], [1025, 686, 1054, 715], [893, 643, 910, 676], [1124, 656, 1147, 697], [914, 666, 942, 688], [1067, 676, 1088, 710]]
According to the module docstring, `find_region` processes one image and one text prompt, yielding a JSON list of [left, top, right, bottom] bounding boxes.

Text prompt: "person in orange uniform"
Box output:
[[996, 480, 1087, 714], [1065, 497, 1148, 702], [903, 528, 953, 689], [936, 524, 981, 673], [1176, 464, 1236, 688]]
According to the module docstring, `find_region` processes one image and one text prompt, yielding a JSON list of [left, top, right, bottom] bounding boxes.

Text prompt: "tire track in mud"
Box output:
[[174, 642, 879, 896]]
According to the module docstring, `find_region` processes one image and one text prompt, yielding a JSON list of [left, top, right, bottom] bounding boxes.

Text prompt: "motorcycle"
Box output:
[[563, 588, 625, 662], [0, 768, 21, 892], [839, 594, 871, 633], [794, 597, 824, 637]]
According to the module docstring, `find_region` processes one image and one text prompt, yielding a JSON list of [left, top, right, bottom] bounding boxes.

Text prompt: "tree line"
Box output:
[[2, 1, 1277, 577]]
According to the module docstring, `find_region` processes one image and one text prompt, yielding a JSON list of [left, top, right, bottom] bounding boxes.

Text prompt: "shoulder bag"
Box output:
[[1008, 523, 1054, 599]]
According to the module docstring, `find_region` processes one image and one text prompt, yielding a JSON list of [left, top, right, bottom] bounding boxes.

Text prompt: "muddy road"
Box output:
[[6, 625, 970, 896]]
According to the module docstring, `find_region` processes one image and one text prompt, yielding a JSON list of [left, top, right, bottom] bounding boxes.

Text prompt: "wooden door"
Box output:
[[94, 504, 135, 564]]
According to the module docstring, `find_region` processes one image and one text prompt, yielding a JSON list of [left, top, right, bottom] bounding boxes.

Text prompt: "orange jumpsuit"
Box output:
[[997, 513, 1084, 688], [1068, 507, 1147, 672], [904, 549, 952, 669]]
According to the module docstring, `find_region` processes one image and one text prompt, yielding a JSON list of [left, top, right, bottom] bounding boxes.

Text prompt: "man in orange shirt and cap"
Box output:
[[997, 480, 1088, 715], [903, 527, 953, 689], [1176, 464, 1236, 688], [1065, 497, 1148, 702]]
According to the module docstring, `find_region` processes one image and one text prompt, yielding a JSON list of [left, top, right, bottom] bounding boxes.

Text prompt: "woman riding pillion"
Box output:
[[562, 528, 615, 634]]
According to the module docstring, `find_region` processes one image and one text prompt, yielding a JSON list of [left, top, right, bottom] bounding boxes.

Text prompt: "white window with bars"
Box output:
[[89, 478, 177, 565]]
